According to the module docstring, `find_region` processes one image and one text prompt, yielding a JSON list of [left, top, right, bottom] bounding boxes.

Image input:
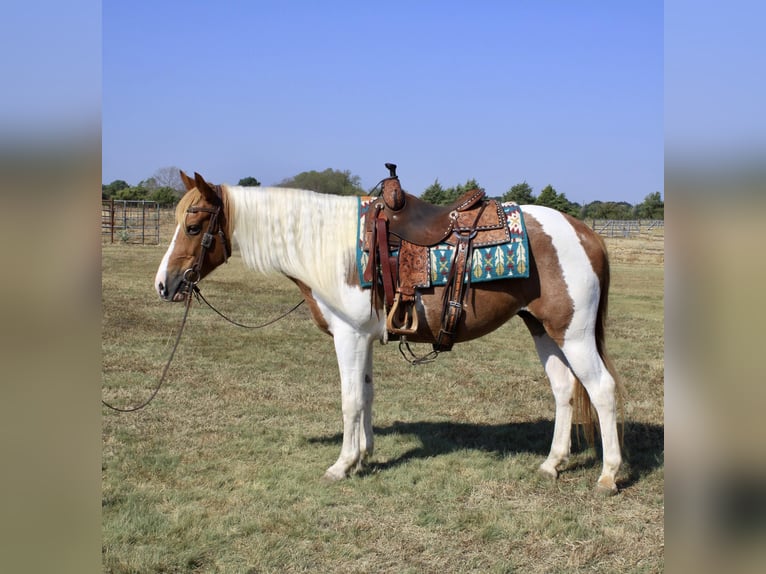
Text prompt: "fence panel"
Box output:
[[590, 219, 664, 238], [102, 199, 161, 244]]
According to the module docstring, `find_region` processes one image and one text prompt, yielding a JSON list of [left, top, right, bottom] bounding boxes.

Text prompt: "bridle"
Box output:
[[102, 183, 303, 413], [181, 185, 232, 289], [101, 188, 230, 413], [180, 185, 306, 327]]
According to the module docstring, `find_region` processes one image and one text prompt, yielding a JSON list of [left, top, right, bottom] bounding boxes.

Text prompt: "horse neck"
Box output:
[[226, 186, 359, 293]]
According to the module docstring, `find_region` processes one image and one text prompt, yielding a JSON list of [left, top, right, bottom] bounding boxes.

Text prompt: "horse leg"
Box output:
[[560, 336, 621, 495], [520, 312, 577, 479], [324, 326, 375, 481], [359, 344, 375, 469]]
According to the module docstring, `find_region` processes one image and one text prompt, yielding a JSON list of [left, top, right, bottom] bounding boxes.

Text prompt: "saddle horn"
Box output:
[[385, 163, 398, 178]]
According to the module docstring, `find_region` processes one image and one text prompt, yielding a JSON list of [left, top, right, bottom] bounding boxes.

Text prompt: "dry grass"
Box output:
[[102, 222, 664, 573]]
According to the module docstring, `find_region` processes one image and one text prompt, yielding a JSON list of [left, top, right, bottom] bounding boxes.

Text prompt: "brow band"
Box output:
[[187, 206, 219, 214]]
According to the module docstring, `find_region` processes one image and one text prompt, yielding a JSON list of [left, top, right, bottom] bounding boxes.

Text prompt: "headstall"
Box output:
[[183, 185, 231, 287]]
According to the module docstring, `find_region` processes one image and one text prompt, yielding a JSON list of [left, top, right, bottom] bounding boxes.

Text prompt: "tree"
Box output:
[[277, 168, 365, 196], [238, 176, 261, 187], [151, 166, 184, 192], [421, 178, 483, 205], [102, 179, 130, 198], [581, 200, 634, 220], [421, 180, 449, 204], [115, 185, 150, 201], [535, 184, 580, 217], [137, 177, 159, 191], [150, 186, 180, 206], [501, 181, 534, 204], [535, 184, 558, 207], [633, 192, 664, 220]]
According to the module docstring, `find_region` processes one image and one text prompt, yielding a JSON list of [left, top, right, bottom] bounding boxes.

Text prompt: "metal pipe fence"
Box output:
[[101, 199, 161, 244], [590, 219, 664, 238]]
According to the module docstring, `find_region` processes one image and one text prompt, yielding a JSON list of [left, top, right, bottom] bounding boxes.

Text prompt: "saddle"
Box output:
[[364, 163, 510, 352]]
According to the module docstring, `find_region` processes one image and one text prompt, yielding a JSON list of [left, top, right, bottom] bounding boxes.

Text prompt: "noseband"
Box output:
[[182, 185, 231, 288]]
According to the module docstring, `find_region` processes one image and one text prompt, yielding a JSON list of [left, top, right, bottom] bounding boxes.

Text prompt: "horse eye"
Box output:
[[186, 224, 202, 236]]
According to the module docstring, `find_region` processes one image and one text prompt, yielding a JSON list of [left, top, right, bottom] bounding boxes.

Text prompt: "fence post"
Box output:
[[110, 198, 115, 244]]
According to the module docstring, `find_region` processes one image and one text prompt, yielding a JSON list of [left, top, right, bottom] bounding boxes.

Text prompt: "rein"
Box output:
[[398, 338, 440, 365], [101, 286, 305, 413], [101, 290, 194, 413], [193, 287, 304, 328], [102, 185, 303, 412]]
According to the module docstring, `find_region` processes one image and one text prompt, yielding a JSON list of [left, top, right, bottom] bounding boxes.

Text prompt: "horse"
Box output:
[[155, 171, 624, 494]]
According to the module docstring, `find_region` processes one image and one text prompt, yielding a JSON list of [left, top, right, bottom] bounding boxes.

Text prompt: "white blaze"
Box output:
[[155, 225, 181, 297]]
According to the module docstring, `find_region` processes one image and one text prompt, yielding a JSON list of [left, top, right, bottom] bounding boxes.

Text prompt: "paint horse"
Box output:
[[155, 170, 624, 494]]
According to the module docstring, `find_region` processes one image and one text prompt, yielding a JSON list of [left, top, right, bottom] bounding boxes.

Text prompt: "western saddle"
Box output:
[[364, 163, 510, 352]]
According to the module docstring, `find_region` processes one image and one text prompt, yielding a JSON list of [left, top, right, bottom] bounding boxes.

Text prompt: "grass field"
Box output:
[[102, 223, 664, 573]]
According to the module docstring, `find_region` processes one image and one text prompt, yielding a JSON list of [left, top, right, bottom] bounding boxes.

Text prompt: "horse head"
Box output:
[[155, 171, 232, 302]]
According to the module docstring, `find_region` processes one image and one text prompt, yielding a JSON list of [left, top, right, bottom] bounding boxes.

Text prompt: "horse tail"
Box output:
[[573, 377, 596, 448], [573, 233, 625, 449]]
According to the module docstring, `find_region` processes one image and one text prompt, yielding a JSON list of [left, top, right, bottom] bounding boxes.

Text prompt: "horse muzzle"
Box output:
[[157, 274, 190, 302]]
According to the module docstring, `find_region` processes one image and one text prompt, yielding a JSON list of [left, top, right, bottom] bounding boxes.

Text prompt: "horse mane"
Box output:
[[224, 186, 359, 300]]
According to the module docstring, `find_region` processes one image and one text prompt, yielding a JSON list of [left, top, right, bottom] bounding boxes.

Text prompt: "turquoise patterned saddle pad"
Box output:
[[356, 198, 530, 288]]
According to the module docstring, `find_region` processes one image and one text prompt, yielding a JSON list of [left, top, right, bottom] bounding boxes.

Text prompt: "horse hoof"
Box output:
[[322, 469, 346, 482], [594, 481, 619, 496], [537, 465, 558, 480]]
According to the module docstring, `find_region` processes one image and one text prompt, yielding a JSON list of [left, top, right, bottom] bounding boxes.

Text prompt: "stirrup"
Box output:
[[386, 292, 419, 335]]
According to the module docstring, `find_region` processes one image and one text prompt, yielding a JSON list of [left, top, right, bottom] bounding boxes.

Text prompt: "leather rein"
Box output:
[[102, 186, 303, 412]]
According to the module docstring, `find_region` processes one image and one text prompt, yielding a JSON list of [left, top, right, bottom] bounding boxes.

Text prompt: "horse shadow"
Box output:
[[308, 419, 663, 489]]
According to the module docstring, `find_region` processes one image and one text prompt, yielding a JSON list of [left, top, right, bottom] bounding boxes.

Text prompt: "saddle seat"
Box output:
[[363, 163, 511, 353], [383, 180, 486, 246], [366, 163, 509, 250]]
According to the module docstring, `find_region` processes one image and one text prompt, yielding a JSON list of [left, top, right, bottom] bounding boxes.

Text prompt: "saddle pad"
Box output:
[[356, 197, 529, 288]]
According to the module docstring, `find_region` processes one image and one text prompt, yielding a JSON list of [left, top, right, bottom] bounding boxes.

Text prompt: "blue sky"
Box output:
[[102, 1, 663, 204]]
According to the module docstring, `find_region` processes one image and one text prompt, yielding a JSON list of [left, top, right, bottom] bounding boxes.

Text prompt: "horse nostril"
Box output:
[[158, 281, 166, 296]]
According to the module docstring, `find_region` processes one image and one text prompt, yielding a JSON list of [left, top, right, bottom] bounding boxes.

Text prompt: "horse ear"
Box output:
[[179, 170, 195, 191], [193, 172, 218, 202]]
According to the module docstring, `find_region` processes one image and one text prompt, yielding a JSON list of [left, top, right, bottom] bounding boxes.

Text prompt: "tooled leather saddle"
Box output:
[[363, 163, 510, 352]]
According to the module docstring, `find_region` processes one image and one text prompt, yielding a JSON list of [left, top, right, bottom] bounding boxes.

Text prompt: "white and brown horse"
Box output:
[[155, 171, 624, 494]]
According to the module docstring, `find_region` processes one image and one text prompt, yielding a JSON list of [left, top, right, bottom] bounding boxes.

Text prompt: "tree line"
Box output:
[[424, 179, 663, 220], [103, 166, 663, 220]]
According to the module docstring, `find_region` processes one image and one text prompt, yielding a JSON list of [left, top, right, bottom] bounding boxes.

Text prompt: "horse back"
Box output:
[[406, 206, 608, 346]]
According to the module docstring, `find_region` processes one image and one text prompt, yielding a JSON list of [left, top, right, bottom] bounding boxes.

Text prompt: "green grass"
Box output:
[[102, 233, 664, 573]]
